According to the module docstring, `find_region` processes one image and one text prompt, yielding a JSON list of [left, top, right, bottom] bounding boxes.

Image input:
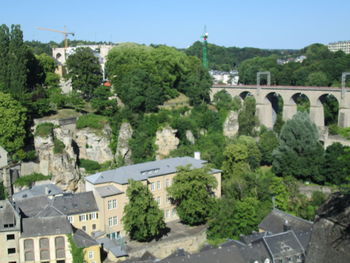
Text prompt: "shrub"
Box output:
[[53, 138, 65, 154], [76, 114, 108, 130], [79, 159, 101, 173], [35, 122, 54, 137], [14, 173, 51, 187]]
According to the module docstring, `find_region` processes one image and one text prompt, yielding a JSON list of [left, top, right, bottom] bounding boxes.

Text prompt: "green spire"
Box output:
[[201, 26, 208, 69]]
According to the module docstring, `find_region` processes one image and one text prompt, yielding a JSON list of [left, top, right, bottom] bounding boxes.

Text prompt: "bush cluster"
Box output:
[[76, 114, 108, 130], [14, 173, 51, 187]]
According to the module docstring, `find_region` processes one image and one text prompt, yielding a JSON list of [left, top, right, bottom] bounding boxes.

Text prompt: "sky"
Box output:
[[2, 0, 350, 49]]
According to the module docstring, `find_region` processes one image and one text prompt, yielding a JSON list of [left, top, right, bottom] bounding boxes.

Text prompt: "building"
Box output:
[[85, 156, 222, 239], [328, 41, 350, 54], [12, 183, 63, 201], [0, 145, 8, 168], [0, 200, 21, 263], [209, 70, 239, 85]]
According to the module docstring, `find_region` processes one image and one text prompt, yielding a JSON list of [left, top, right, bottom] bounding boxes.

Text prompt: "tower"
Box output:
[[201, 26, 208, 69]]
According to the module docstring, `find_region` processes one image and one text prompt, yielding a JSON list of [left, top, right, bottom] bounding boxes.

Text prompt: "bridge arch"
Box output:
[[317, 94, 339, 127], [259, 92, 284, 129], [239, 91, 254, 100]]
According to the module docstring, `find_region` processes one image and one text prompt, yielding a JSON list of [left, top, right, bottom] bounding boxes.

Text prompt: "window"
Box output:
[[67, 216, 73, 223], [40, 238, 50, 260], [172, 208, 176, 216], [108, 200, 117, 209], [150, 182, 156, 191], [165, 209, 170, 218], [24, 239, 34, 261], [166, 178, 172, 187], [108, 217, 113, 226], [8, 248, 16, 254], [7, 234, 15, 240], [55, 236, 65, 259], [91, 212, 98, 220], [92, 224, 96, 230], [157, 181, 161, 190], [79, 214, 86, 222], [88, 251, 94, 259], [156, 196, 161, 205], [113, 216, 118, 225], [166, 194, 171, 204], [82, 226, 86, 231], [56, 260, 65, 263]]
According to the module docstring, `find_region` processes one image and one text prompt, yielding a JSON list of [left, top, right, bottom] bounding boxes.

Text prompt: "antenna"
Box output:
[[201, 26, 208, 69]]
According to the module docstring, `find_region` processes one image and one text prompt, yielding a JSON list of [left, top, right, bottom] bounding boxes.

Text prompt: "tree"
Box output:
[[0, 92, 27, 156], [66, 47, 102, 100], [258, 130, 279, 165], [207, 197, 260, 240], [167, 165, 217, 225], [0, 24, 10, 92], [238, 96, 257, 136], [306, 71, 329, 87], [91, 85, 118, 116], [123, 180, 166, 241], [272, 111, 324, 182]]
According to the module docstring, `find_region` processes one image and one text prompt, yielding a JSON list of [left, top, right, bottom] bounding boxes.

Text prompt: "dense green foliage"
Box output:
[[14, 173, 51, 187], [76, 114, 109, 130], [123, 180, 166, 241], [167, 165, 217, 225], [0, 92, 27, 155], [272, 112, 324, 182], [238, 96, 257, 136], [185, 41, 300, 71], [258, 130, 279, 165], [238, 44, 350, 87], [35, 122, 54, 137], [0, 182, 7, 200], [53, 138, 65, 154], [107, 43, 211, 112], [66, 47, 103, 100], [79, 159, 101, 174], [67, 234, 85, 263]]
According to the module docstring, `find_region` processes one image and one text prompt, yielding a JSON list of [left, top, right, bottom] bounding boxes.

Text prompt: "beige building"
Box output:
[[0, 200, 21, 263], [328, 41, 350, 54], [85, 156, 222, 239]]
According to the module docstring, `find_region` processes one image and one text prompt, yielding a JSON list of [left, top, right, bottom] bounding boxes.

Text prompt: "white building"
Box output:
[[209, 70, 239, 85], [328, 41, 350, 54]]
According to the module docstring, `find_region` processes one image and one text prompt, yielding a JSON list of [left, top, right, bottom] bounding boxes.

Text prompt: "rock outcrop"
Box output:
[[34, 127, 80, 191], [186, 130, 195, 144], [75, 125, 114, 164], [155, 126, 179, 160], [306, 192, 350, 263], [115, 122, 133, 165], [223, 110, 239, 138]]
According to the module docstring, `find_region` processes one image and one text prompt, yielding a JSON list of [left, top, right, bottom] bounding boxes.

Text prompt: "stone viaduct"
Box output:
[[211, 84, 350, 130]]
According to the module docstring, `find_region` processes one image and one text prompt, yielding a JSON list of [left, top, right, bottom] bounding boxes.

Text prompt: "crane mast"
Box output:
[[201, 26, 208, 69]]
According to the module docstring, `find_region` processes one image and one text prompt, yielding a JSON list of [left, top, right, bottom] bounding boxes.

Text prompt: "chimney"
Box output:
[[194, 152, 201, 160], [283, 220, 291, 232]]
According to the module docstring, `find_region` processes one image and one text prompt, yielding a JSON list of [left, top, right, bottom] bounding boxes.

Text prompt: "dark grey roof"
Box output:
[[21, 216, 72, 237], [263, 231, 304, 259], [95, 185, 123, 197], [12, 183, 63, 201], [86, 157, 220, 185], [51, 192, 98, 215], [73, 228, 99, 248], [0, 200, 21, 232], [239, 231, 269, 244], [259, 208, 313, 234], [15, 195, 50, 217], [97, 237, 128, 257]]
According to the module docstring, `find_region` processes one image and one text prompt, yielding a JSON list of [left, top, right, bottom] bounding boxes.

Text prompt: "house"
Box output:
[[15, 191, 101, 236], [0, 200, 21, 263], [85, 156, 222, 240]]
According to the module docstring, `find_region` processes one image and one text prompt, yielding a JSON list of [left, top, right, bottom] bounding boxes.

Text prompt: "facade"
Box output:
[[85, 157, 222, 239], [328, 41, 350, 54], [0, 200, 21, 263], [0, 145, 8, 168]]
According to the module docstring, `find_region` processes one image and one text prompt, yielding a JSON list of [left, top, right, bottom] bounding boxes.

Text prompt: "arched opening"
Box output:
[[291, 93, 310, 113], [318, 94, 339, 127], [56, 53, 62, 59], [239, 91, 253, 100], [265, 92, 284, 131]]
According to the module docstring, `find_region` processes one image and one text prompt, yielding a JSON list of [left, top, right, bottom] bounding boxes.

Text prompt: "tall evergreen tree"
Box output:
[[0, 24, 10, 92], [8, 24, 28, 100]]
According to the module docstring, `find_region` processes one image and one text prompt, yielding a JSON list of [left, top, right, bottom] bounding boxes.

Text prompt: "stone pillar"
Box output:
[[338, 108, 350, 127], [282, 104, 297, 121], [309, 105, 324, 128], [256, 103, 274, 129]]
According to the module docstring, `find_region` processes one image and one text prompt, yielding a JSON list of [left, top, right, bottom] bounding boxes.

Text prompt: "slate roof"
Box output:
[[95, 185, 123, 197], [15, 191, 98, 217], [259, 208, 313, 234], [86, 157, 221, 185], [263, 231, 305, 259], [21, 216, 72, 237], [12, 183, 63, 201], [0, 200, 21, 232], [73, 228, 99, 248], [97, 237, 128, 257]]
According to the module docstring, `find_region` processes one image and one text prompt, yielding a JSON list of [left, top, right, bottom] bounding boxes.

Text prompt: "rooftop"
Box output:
[[12, 183, 63, 201], [95, 185, 123, 197], [0, 200, 21, 232], [73, 228, 99, 248], [21, 216, 72, 237], [85, 157, 220, 185]]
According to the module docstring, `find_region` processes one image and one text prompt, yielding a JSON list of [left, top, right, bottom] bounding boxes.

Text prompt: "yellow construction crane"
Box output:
[[37, 26, 75, 48]]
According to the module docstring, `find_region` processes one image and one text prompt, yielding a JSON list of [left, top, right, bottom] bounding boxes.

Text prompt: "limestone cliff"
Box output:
[[155, 126, 179, 160], [75, 125, 114, 164], [115, 122, 133, 165], [306, 192, 350, 263], [34, 127, 80, 191], [223, 110, 239, 138]]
